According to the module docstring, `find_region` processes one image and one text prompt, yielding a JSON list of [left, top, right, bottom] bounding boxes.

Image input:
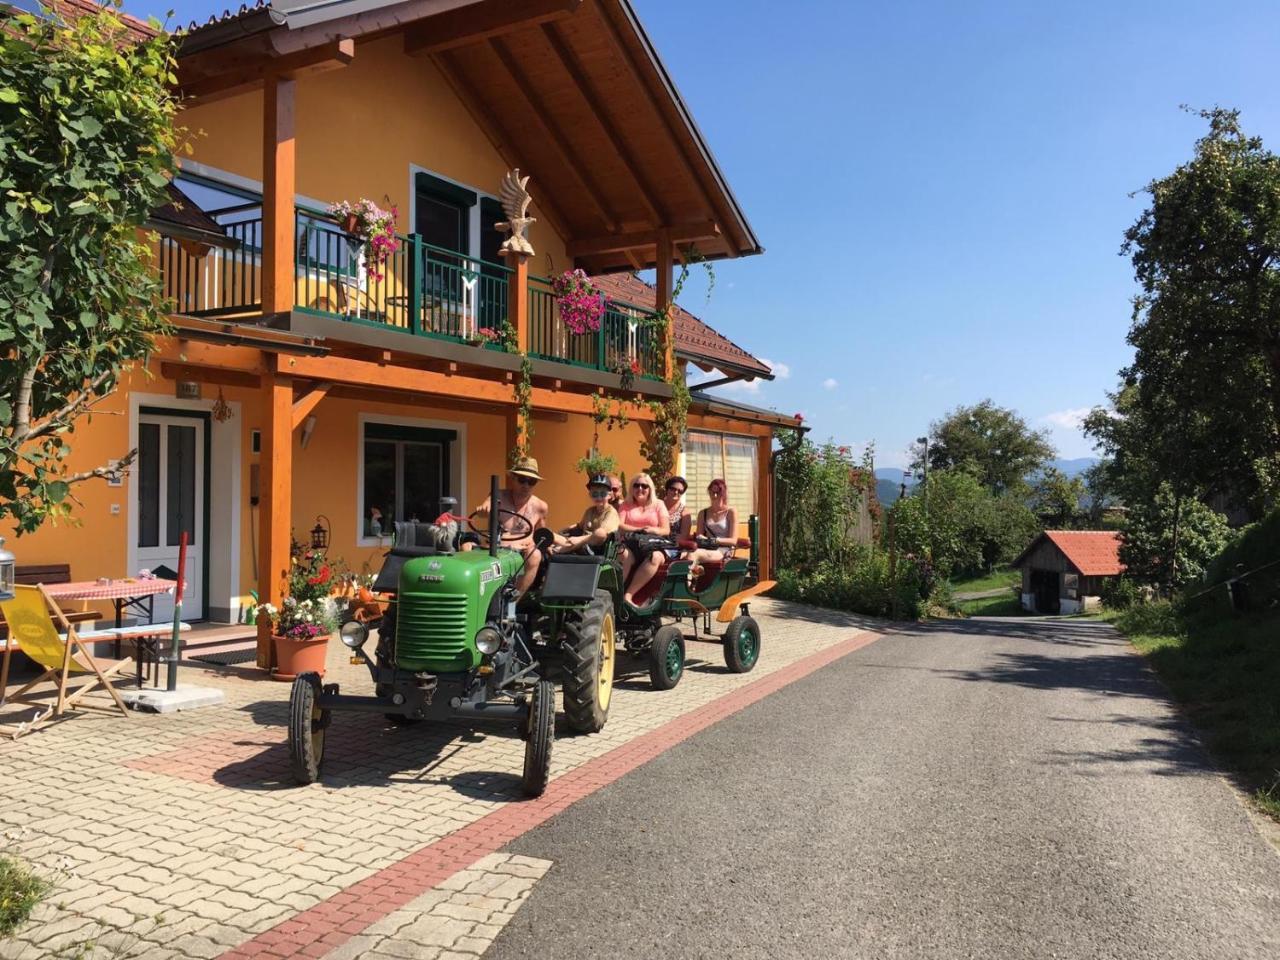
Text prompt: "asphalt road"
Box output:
[[490, 614, 1280, 959]]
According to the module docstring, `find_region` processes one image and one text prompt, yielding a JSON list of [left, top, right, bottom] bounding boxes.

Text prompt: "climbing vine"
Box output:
[[500, 317, 534, 467]]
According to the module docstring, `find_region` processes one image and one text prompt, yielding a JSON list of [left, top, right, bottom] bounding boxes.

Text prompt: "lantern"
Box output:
[[310, 515, 330, 553]]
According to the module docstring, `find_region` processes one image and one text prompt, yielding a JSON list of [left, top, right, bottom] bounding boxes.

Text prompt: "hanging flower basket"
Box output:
[[328, 198, 399, 282], [551, 269, 607, 335]]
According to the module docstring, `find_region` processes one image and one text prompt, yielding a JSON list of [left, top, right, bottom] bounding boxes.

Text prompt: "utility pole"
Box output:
[[917, 435, 929, 522]]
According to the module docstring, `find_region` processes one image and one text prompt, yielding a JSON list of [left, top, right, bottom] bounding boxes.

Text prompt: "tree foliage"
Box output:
[[1029, 466, 1087, 528], [1118, 107, 1280, 512], [0, 2, 178, 533], [1120, 483, 1232, 590], [774, 429, 869, 573], [915, 399, 1054, 494]]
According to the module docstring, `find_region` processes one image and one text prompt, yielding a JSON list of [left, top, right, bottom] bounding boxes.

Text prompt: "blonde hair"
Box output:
[[628, 472, 656, 503]]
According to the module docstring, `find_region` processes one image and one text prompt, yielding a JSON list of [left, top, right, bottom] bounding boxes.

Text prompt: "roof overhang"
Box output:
[[689, 390, 805, 432], [175, 0, 761, 272]]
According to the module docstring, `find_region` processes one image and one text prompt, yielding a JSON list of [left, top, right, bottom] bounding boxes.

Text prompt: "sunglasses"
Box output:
[[589, 489, 609, 499], [632, 483, 650, 491], [515, 476, 538, 487], [666, 486, 686, 495]]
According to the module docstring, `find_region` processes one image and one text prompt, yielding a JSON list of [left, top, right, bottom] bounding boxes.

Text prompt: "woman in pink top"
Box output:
[[617, 472, 670, 605]]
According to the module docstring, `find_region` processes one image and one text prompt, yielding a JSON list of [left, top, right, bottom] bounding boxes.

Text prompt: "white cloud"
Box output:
[[822, 378, 838, 390], [1041, 407, 1093, 431], [760, 358, 790, 379], [717, 357, 789, 395]]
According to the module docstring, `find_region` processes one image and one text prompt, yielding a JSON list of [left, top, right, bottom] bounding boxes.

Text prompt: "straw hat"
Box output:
[[509, 456, 543, 481]]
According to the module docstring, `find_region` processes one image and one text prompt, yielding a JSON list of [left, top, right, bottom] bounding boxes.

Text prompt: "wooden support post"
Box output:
[[261, 75, 296, 315], [655, 228, 674, 380], [757, 434, 773, 578], [257, 362, 293, 668], [506, 252, 530, 353]]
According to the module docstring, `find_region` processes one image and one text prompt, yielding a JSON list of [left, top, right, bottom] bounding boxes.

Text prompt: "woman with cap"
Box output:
[[468, 456, 548, 596], [617, 472, 670, 605], [555, 474, 620, 553]]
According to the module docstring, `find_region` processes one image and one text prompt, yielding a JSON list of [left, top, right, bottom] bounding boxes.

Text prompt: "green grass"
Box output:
[[0, 854, 48, 938], [949, 566, 1020, 595], [1115, 602, 1280, 821], [958, 593, 1026, 617]]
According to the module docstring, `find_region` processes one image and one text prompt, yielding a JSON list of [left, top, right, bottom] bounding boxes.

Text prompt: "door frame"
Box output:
[[128, 392, 242, 623], [137, 406, 212, 621]]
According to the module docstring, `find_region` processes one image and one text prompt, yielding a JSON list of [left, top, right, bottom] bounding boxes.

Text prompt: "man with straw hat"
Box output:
[[469, 456, 549, 596]]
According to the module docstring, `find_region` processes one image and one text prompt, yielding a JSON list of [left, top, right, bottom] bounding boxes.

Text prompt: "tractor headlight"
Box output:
[[475, 626, 503, 656], [339, 620, 369, 650]]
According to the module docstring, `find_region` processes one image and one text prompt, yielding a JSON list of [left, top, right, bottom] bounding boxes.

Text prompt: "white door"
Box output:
[[136, 413, 205, 623]]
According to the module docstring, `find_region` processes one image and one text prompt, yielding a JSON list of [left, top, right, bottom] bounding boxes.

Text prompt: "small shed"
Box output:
[[1011, 531, 1123, 614]]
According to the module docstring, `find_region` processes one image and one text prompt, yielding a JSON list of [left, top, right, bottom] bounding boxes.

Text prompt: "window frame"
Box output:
[[356, 414, 467, 547], [681, 429, 760, 520]]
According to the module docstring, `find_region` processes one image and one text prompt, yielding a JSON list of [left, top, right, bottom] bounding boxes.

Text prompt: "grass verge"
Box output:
[[958, 592, 1025, 617], [0, 853, 48, 938], [1114, 602, 1280, 821], [949, 566, 1019, 595]]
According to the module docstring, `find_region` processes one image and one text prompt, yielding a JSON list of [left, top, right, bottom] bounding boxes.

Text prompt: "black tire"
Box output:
[[648, 625, 685, 690], [561, 589, 616, 734], [288, 673, 328, 785], [374, 603, 397, 699], [723, 615, 761, 674], [522, 680, 555, 798]]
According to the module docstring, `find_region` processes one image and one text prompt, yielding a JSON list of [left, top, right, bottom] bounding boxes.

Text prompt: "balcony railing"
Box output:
[[156, 204, 663, 381]]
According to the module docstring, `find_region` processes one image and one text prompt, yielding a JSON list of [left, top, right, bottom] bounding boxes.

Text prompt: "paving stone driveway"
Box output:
[[0, 599, 878, 960]]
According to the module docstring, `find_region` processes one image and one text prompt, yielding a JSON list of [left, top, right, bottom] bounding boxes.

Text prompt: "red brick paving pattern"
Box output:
[[217, 629, 881, 960]]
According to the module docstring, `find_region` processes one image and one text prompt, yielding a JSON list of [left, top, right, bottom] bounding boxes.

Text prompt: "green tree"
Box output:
[[1120, 484, 1231, 590], [1119, 107, 1280, 512], [775, 430, 867, 573], [915, 399, 1054, 494], [0, 3, 178, 533], [1029, 466, 1087, 528]]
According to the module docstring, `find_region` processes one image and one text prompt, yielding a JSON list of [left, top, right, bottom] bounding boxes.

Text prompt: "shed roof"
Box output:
[[590, 273, 771, 380], [1013, 530, 1124, 577]]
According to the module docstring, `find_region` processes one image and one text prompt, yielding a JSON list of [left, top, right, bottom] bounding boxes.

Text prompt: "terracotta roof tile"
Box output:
[[1037, 530, 1124, 576], [41, 0, 157, 40], [590, 273, 771, 380]]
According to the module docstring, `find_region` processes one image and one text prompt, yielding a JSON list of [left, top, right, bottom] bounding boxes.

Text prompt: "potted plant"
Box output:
[[575, 449, 618, 479], [327, 198, 399, 281], [551, 268, 607, 335], [258, 547, 340, 681]]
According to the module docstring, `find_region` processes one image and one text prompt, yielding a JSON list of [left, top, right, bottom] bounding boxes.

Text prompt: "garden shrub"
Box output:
[[771, 549, 940, 620], [1101, 576, 1141, 611]]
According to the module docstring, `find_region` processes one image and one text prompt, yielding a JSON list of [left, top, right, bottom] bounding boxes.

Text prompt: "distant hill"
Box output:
[[1046, 458, 1099, 478], [876, 478, 902, 505]]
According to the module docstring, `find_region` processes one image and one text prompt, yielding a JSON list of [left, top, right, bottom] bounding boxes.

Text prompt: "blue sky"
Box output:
[[132, 0, 1280, 468]]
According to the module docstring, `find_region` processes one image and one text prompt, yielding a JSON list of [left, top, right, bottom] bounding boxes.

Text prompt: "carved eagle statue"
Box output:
[[495, 168, 536, 257]]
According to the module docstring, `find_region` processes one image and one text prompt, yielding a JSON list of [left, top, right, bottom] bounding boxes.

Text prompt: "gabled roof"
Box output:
[[591, 273, 771, 381], [1013, 530, 1124, 576], [38, 0, 157, 40], [146, 183, 241, 248]]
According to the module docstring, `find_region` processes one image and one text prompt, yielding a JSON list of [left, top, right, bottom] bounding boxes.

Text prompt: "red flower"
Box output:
[[307, 565, 331, 586], [794, 412, 804, 422]]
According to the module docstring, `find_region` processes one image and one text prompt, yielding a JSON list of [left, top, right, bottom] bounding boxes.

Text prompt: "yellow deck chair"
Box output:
[[0, 585, 131, 735]]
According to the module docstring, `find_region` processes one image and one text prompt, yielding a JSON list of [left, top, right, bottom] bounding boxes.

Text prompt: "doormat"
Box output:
[[190, 648, 258, 666]]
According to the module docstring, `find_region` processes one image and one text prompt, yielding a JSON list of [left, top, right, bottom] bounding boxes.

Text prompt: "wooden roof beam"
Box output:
[[487, 36, 619, 233], [566, 221, 719, 258], [431, 51, 575, 242], [179, 38, 355, 104], [404, 0, 581, 56], [540, 21, 668, 226]]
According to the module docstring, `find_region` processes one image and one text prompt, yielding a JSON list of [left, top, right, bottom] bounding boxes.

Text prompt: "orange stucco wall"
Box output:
[[178, 35, 572, 275]]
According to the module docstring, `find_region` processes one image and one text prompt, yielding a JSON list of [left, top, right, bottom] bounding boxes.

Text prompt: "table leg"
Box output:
[[114, 599, 123, 659]]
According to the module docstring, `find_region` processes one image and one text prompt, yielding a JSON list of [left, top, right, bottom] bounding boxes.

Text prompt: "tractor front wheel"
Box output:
[[723, 615, 761, 673], [288, 673, 329, 784], [561, 590, 616, 734], [521, 680, 555, 798], [648, 625, 685, 690]]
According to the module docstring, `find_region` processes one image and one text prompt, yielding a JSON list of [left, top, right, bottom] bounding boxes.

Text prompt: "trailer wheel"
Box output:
[[561, 589, 616, 734], [288, 673, 328, 785], [723, 615, 761, 673], [648, 625, 685, 690], [521, 680, 555, 798]]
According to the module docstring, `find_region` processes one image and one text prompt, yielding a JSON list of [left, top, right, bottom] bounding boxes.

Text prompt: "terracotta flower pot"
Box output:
[[341, 212, 360, 235], [273, 633, 329, 681]]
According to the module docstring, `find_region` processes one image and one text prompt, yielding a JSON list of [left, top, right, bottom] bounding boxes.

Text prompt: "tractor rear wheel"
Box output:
[[561, 590, 616, 734], [648, 625, 685, 690], [288, 673, 328, 785], [723, 615, 761, 673], [521, 680, 555, 797]]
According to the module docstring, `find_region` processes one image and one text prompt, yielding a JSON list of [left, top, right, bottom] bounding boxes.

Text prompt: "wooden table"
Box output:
[[44, 579, 178, 682]]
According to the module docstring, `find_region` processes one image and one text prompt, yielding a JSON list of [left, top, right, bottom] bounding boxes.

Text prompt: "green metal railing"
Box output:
[[157, 204, 262, 316], [529, 275, 663, 379]]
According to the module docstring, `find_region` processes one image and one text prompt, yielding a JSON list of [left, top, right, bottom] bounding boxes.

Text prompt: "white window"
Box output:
[[683, 431, 759, 518], [357, 416, 465, 545]]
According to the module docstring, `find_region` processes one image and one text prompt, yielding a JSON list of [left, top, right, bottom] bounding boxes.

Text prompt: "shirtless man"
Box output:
[[468, 457, 549, 596], [555, 474, 620, 553]]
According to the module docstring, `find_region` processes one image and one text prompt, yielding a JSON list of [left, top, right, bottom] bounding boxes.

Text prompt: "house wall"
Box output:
[[178, 34, 572, 273]]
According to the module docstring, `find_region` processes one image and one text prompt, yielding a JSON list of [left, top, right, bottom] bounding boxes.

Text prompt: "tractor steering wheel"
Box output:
[[467, 507, 534, 545]]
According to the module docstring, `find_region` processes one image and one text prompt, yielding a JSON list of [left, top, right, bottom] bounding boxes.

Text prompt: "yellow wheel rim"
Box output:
[[598, 611, 616, 712]]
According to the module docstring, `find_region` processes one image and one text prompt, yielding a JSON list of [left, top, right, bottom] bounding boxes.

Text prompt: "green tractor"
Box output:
[[287, 477, 616, 797]]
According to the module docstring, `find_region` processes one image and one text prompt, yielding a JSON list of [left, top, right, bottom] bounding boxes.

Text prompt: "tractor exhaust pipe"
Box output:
[[488, 474, 500, 558]]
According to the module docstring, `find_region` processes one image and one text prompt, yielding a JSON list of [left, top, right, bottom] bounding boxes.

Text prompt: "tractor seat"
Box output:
[[690, 558, 726, 593], [628, 555, 690, 607]]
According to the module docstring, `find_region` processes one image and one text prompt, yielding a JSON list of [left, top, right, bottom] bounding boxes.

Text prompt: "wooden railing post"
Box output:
[[256, 359, 293, 669], [261, 74, 296, 316]]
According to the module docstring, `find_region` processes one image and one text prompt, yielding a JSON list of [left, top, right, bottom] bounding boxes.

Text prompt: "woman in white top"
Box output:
[[684, 478, 737, 571]]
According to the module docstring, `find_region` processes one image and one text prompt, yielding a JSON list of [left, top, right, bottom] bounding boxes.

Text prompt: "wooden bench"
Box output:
[[1, 565, 98, 638]]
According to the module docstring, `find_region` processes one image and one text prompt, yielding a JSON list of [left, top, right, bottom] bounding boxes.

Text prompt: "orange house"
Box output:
[[7, 0, 797, 665]]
